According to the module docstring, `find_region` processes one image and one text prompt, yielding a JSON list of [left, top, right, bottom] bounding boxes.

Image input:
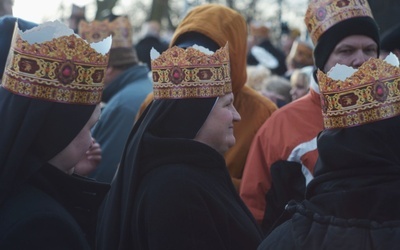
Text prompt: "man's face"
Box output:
[[323, 35, 378, 72]]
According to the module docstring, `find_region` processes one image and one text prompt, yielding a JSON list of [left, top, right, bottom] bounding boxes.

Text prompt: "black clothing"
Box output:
[[0, 24, 107, 248], [97, 97, 263, 249], [258, 196, 400, 250], [133, 139, 262, 250], [258, 115, 400, 249], [0, 164, 109, 249], [261, 160, 306, 235], [0, 87, 95, 205], [381, 23, 400, 52]]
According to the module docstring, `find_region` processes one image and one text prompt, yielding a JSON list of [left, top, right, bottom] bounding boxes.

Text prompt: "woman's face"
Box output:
[[194, 93, 241, 155], [48, 104, 101, 174]]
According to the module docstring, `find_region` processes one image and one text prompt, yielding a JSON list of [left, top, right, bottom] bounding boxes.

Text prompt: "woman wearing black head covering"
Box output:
[[97, 37, 263, 249], [0, 19, 110, 249]]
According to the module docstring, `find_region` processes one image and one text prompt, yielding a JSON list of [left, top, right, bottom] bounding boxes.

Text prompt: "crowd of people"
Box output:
[[2, 0, 400, 249]]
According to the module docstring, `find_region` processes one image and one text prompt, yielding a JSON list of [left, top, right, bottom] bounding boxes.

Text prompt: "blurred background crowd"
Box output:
[[4, 0, 400, 108]]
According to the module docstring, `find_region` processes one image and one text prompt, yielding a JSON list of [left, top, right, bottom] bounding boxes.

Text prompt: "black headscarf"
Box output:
[[381, 23, 400, 53], [0, 88, 95, 205], [97, 33, 222, 249], [0, 18, 97, 205], [97, 97, 218, 249]]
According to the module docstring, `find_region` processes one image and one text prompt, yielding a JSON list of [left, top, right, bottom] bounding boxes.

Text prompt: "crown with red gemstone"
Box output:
[[1, 20, 111, 105], [305, 0, 374, 45], [317, 57, 400, 129], [78, 16, 133, 48], [150, 42, 232, 99]]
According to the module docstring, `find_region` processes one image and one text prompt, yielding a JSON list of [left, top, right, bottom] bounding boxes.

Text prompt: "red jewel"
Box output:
[[63, 67, 72, 77], [376, 86, 383, 95], [173, 71, 180, 79], [316, 7, 326, 21]]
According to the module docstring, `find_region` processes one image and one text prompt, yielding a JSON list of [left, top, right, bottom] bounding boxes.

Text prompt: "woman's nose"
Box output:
[[233, 108, 241, 122]]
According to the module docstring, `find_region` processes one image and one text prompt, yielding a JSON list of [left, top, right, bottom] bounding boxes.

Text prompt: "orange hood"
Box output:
[[170, 4, 247, 94]]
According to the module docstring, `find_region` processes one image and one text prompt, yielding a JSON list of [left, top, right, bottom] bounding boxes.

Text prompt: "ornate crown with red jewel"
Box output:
[[1, 20, 111, 105], [305, 0, 374, 45], [78, 16, 133, 49], [150, 42, 232, 99], [317, 55, 400, 129]]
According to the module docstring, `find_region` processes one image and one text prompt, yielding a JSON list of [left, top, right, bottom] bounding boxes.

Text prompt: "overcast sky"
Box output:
[[13, 0, 308, 34]]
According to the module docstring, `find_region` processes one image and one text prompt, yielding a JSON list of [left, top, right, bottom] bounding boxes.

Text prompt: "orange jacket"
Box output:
[[240, 87, 323, 223]]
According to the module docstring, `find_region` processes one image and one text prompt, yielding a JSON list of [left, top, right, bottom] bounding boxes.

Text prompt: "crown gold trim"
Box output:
[[151, 42, 232, 99], [305, 0, 374, 45], [317, 58, 400, 129], [79, 16, 133, 48], [2, 21, 110, 105]]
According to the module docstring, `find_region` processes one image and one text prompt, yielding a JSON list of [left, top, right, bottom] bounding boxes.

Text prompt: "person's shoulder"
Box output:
[[0, 184, 78, 225], [143, 163, 215, 189], [105, 88, 153, 115], [271, 93, 315, 118], [0, 184, 89, 249], [257, 219, 295, 250], [118, 73, 153, 94], [144, 164, 197, 182], [1, 184, 64, 213], [138, 164, 209, 203], [254, 93, 314, 136]]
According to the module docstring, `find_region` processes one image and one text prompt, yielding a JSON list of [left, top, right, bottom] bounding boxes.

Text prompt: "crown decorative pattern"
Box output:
[[2, 23, 110, 105], [79, 16, 133, 48], [151, 42, 232, 99], [305, 0, 374, 45], [317, 58, 400, 129]]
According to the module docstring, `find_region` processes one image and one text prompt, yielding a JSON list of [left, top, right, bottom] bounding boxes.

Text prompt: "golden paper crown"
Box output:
[[305, 0, 374, 45], [151, 42, 232, 99], [317, 57, 400, 129], [79, 16, 133, 48], [2, 21, 111, 105]]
